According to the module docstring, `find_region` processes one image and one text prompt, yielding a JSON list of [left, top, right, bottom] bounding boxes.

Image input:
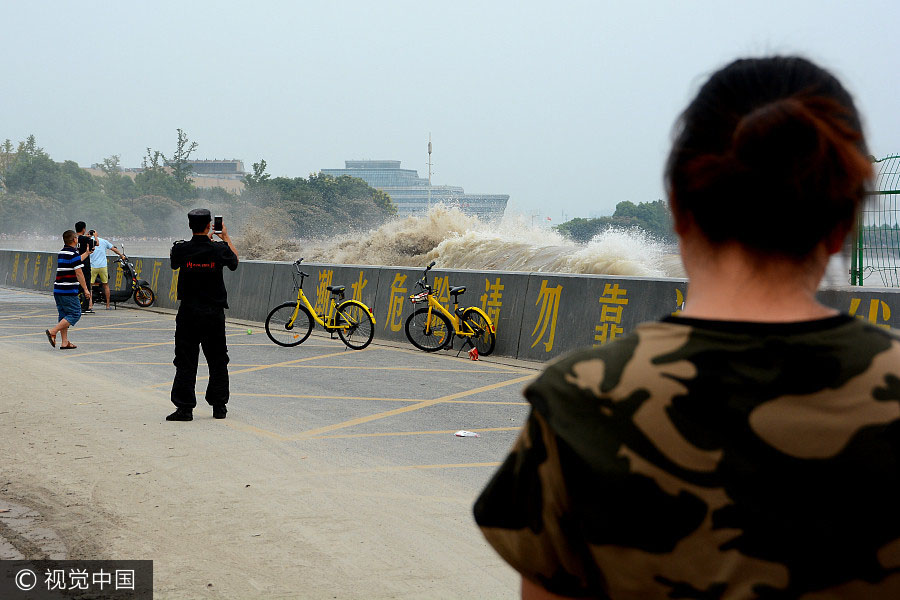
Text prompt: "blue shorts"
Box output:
[[55, 294, 82, 326]]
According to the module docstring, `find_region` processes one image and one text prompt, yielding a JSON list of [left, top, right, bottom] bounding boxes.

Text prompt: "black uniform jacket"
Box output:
[[170, 235, 238, 309]]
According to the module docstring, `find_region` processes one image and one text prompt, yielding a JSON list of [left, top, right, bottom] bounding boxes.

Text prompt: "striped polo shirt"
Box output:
[[54, 245, 83, 295]]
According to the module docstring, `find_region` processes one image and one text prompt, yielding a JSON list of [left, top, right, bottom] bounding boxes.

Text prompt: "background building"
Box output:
[[85, 159, 246, 193], [321, 160, 508, 220]]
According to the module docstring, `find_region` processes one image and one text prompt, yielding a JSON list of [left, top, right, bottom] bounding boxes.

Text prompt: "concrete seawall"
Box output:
[[2, 249, 898, 361]]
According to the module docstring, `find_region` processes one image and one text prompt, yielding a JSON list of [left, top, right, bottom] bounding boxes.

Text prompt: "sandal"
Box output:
[[45, 329, 56, 348], [59, 343, 77, 350]]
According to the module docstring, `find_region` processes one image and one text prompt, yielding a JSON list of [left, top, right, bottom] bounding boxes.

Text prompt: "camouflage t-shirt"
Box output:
[[475, 315, 900, 599]]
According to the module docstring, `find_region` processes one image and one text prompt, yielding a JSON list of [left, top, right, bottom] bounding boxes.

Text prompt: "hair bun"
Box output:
[[732, 98, 821, 171], [666, 56, 874, 258]]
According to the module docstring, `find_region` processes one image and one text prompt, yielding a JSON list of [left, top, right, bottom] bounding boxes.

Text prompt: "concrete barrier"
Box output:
[[1, 249, 898, 361], [268, 262, 383, 326], [516, 274, 688, 362], [818, 288, 900, 330], [222, 261, 276, 322], [0, 251, 11, 286], [370, 265, 531, 355]]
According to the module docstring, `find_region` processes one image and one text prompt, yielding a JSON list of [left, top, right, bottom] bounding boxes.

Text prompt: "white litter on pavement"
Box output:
[[454, 430, 480, 437]]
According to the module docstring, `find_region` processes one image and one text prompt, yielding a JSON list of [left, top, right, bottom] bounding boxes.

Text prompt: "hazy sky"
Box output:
[[4, 1, 900, 220]]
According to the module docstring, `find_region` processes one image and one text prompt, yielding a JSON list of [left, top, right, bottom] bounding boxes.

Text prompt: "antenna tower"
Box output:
[[427, 133, 433, 212]]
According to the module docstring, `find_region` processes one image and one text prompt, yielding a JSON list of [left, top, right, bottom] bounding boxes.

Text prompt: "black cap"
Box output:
[[187, 208, 212, 227]]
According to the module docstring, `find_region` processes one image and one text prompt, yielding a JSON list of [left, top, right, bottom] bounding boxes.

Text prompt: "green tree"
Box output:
[[77, 192, 144, 234], [130, 195, 182, 235], [243, 159, 271, 188], [134, 130, 198, 201], [167, 128, 198, 189], [0, 139, 16, 188], [556, 200, 675, 244], [97, 155, 137, 200], [239, 172, 396, 236], [0, 191, 67, 234]]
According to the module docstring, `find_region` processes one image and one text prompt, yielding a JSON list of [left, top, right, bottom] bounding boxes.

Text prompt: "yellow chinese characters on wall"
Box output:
[[150, 260, 163, 291], [351, 271, 368, 302], [849, 297, 892, 329], [11, 253, 20, 283], [385, 273, 408, 332], [480, 277, 504, 329], [594, 283, 629, 346], [21, 255, 30, 285], [315, 270, 334, 316], [43, 254, 54, 288], [531, 280, 563, 352], [672, 288, 686, 316], [168, 269, 179, 302], [32, 254, 42, 286], [431, 276, 452, 310]]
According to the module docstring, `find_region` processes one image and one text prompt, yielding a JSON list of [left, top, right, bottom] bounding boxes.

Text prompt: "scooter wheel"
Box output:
[[134, 285, 155, 307]]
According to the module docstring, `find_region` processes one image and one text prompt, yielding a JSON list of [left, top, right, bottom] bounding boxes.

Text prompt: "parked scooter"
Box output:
[[80, 246, 155, 310]]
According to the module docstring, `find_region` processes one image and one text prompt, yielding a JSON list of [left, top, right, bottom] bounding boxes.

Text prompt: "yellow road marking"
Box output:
[[306, 462, 503, 476], [227, 343, 335, 347], [233, 392, 422, 402], [223, 420, 292, 441], [0, 325, 173, 331], [309, 427, 520, 439], [61, 340, 174, 358], [61, 328, 247, 359], [0, 317, 170, 340], [0, 312, 55, 320], [81, 361, 264, 366], [445, 399, 529, 405], [373, 344, 537, 374], [144, 348, 358, 388], [278, 364, 521, 373], [291, 374, 533, 439], [229, 392, 528, 406]]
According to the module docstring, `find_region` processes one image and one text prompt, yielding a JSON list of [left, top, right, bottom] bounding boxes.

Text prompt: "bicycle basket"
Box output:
[[409, 292, 428, 303]]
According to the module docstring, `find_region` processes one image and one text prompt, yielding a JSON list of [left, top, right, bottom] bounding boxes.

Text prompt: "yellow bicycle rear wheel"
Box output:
[[335, 300, 375, 350]]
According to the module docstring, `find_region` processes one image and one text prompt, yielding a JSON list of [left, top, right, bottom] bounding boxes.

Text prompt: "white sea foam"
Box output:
[[287, 205, 685, 277]]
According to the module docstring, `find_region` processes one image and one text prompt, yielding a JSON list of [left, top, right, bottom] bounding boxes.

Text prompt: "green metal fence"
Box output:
[[851, 154, 900, 286]]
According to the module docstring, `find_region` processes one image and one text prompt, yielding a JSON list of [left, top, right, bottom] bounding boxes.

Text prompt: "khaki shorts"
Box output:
[[90, 266, 109, 284]]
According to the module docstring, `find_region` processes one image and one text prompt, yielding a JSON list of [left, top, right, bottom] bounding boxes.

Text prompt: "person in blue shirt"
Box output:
[[87, 230, 124, 309], [45, 230, 92, 349]]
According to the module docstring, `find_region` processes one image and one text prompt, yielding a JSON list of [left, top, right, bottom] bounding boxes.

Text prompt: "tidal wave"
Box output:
[[241, 205, 685, 278]]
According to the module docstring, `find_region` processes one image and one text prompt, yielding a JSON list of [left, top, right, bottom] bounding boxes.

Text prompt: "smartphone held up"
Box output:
[[214, 215, 223, 234]]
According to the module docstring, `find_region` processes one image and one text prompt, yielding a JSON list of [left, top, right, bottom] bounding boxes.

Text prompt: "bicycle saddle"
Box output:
[[327, 285, 345, 294], [449, 286, 466, 296]]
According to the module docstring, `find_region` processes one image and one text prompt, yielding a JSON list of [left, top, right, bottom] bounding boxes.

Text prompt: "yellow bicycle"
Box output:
[[265, 259, 376, 350], [404, 261, 496, 355]]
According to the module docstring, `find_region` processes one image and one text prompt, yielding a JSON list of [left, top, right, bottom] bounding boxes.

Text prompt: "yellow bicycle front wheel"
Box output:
[[265, 302, 314, 347], [461, 307, 496, 356], [405, 307, 452, 352]]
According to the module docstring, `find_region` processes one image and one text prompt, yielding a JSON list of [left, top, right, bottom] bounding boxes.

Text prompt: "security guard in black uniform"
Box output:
[[166, 209, 239, 421]]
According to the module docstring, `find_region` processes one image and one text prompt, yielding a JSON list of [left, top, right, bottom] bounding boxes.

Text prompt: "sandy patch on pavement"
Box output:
[[0, 343, 517, 599]]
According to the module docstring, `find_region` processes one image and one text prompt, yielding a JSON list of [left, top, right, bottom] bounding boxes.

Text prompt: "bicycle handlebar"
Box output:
[[293, 259, 309, 278]]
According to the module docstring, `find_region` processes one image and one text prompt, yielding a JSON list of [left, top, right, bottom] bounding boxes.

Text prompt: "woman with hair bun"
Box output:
[[475, 56, 900, 599]]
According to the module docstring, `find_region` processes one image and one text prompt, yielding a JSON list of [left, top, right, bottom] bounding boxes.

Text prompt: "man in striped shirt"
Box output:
[[45, 230, 91, 349]]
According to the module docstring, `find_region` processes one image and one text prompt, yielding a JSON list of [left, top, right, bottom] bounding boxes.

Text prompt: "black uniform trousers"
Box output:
[[171, 303, 230, 409]]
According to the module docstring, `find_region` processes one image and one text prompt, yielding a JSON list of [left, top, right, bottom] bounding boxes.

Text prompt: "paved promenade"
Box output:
[[0, 286, 540, 598]]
